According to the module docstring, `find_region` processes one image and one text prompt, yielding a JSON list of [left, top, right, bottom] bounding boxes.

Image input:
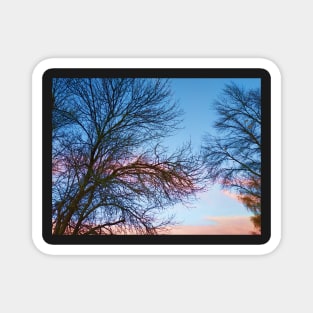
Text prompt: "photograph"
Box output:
[[50, 74, 263, 238]]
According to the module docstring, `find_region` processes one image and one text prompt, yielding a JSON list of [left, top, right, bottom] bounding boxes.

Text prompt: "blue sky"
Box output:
[[162, 78, 261, 226]]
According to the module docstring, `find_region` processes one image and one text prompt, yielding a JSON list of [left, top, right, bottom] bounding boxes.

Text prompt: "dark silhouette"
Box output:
[[202, 83, 261, 231], [52, 78, 205, 235]]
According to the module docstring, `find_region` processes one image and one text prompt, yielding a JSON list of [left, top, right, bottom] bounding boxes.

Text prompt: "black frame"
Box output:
[[42, 68, 271, 245]]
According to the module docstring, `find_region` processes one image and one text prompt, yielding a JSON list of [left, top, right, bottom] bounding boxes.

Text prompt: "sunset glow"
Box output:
[[167, 216, 259, 235], [51, 77, 261, 236]]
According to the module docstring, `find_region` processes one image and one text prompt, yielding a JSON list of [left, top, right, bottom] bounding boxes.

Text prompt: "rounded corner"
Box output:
[[32, 58, 58, 81], [258, 232, 281, 256], [256, 57, 282, 80], [32, 234, 54, 256]]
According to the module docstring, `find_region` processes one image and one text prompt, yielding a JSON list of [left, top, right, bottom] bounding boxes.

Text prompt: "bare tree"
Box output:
[[52, 78, 205, 235], [202, 82, 261, 230]]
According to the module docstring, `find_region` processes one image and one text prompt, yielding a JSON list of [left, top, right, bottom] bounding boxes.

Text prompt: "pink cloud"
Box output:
[[221, 190, 241, 202], [166, 216, 259, 235]]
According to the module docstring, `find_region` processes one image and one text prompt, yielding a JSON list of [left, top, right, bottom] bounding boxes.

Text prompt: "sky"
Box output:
[[52, 77, 261, 235], [161, 78, 261, 234]]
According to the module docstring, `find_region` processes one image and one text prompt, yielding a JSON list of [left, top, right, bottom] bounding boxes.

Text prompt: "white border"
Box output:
[[32, 58, 281, 255]]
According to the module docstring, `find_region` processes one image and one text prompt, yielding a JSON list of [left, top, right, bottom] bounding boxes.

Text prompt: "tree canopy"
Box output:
[[52, 78, 205, 235], [202, 82, 261, 230]]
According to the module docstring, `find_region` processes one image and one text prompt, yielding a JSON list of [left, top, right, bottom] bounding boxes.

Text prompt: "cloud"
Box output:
[[221, 190, 241, 202], [167, 216, 258, 235]]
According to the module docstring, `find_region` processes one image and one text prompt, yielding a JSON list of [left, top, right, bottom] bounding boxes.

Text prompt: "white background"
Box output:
[[0, 0, 310, 312]]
